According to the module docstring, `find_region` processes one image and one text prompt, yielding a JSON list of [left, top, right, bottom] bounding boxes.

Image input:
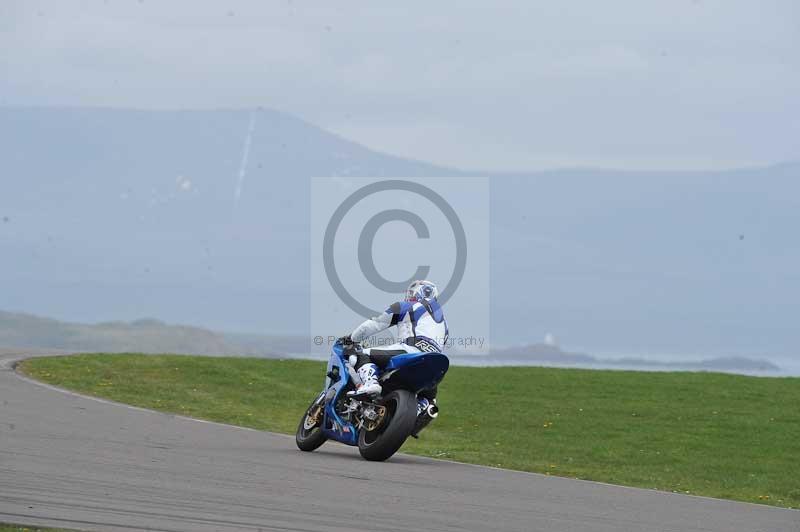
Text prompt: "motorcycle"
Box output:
[[295, 338, 449, 461]]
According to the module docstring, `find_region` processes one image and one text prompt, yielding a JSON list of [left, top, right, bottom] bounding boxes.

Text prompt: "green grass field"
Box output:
[[19, 354, 800, 509], [0, 524, 76, 532]]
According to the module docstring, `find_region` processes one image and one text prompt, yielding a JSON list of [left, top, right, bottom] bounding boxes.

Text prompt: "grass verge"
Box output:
[[0, 524, 78, 532], [19, 353, 800, 509]]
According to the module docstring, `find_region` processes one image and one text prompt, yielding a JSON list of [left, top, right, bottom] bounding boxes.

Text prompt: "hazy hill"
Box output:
[[485, 343, 780, 373], [0, 106, 460, 335], [0, 310, 780, 374], [0, 310, 243, 356], [1, 106, 798, 362]]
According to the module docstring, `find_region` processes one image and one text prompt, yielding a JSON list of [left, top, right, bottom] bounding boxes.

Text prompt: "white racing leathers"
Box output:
[[351, 297, 448, 360]]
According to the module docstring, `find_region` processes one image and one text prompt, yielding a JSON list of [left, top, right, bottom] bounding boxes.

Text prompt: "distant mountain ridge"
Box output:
[[485, 344, 780, 373], [0, 310, 244, 356], [1, 106, 798, 360], [0, 310, 781, 374]]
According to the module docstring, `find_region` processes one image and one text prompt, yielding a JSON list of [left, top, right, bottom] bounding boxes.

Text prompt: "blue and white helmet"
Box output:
[[405, 279, 439, 302]]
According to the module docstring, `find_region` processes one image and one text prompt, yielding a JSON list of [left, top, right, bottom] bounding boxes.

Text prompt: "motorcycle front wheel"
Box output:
[[357, 389, 417, 461], [296, 396, 327, 452]]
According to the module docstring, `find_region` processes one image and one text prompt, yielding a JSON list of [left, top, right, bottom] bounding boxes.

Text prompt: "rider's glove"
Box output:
[[338, 335, 361, 356], [338, 334, 354, 346]]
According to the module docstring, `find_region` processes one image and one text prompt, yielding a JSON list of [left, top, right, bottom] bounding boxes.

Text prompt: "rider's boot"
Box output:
[[417, 397, 430, 416], [348, 363, 382, 396]]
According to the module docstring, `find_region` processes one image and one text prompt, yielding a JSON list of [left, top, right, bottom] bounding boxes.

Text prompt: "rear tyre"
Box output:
[[295, 397, 327, 452], [357, 390, 417, 461]]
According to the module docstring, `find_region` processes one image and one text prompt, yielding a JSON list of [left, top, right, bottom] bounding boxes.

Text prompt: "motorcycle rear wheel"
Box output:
[[357, 389, 417, 461], [296, 397, 327, 452]]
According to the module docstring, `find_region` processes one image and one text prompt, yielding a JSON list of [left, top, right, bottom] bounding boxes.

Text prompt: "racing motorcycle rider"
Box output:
[[341, 279, 448, 416]]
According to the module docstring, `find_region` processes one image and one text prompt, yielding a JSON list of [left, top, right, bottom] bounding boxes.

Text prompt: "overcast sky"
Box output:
[[2, 0, 798, 171]]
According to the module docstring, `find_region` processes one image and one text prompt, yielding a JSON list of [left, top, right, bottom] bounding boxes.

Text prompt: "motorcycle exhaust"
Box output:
[[411, 402, 438, 439]]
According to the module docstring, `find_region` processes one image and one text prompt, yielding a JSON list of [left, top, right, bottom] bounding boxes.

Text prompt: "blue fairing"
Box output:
[[383, 352, 449, 393], [320, 343, 359, 445]]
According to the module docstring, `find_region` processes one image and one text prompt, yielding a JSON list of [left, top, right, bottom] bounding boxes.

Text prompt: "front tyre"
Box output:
[[295, 396, 327, 452], [358, 390, 417, 461]]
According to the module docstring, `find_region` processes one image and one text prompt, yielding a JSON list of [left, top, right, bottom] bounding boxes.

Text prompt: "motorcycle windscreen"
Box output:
[[382, 353, 449, 392]]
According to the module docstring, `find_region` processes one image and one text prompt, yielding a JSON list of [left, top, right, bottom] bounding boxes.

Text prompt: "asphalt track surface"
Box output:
[[1, 353, 797, 532]]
